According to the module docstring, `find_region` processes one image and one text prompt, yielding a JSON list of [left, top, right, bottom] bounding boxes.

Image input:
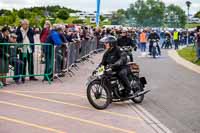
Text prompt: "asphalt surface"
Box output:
[[135, 50, 200, 133], [1, 48, 200, 133], [0, 53, 157, 133]]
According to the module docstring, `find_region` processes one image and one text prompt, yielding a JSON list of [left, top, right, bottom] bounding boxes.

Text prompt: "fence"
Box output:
[[0, 37, 104, 88], [63, 37, 104, 77], [0, 43, 54, 88]]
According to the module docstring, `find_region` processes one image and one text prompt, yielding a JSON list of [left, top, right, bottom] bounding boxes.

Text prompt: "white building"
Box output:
[[70, 11, 96, 18], [188, 17, 200, 24], [70, 11, 113, 24]]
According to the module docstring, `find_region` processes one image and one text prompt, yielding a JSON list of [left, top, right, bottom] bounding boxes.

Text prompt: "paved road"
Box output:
[[135, 50, 200, 133], [0, 53, 158, 133], [1, 49, 199, 133]]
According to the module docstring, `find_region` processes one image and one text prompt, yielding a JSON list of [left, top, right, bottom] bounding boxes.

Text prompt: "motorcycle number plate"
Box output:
[[97, 66, 105, 76]]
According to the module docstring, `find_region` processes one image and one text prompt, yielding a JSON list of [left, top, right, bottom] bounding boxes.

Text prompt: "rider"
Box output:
[[148, 30, 161, 56], [99, 35, 133, 96], [117, 29, 137, 61]]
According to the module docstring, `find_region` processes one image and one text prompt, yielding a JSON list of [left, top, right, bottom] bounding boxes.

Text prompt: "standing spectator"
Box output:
[[94, 28, 102, 49], [0, 27, 10, 86], [195, 26, 200, 61], [16, 19, 38, 83], [164, 31, 172, 49], [44, 25, 64, 81], [139, 30, 147, 52], [40, 21, 51, 43], [173, 29, 180, 50], [40, 21, 51, 63], [132, 30, 138, 48]]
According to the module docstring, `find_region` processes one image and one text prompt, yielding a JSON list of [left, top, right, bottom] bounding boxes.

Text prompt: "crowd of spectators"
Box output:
[[0, 19, 200, 86]]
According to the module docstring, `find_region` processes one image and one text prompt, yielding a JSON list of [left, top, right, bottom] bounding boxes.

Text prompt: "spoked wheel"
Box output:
[[152, 47, 157, 58], [131, 82, 144, 104], [87, 80, 111, 110]]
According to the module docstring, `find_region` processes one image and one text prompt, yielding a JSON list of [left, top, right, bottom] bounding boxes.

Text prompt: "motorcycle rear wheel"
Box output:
[[87, 80, 111, 110], [131, 82, 144, 104]]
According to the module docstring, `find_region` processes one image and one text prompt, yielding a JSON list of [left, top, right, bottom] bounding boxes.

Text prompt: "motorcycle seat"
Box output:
[[127, 62, 136, 65]]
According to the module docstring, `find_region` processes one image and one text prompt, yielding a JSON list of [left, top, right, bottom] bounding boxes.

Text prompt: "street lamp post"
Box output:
[[186, 1, 192, 46], [186, 1, 191, 18]]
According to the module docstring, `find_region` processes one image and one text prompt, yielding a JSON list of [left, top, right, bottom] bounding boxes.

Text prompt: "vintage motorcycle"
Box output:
[[86, 63, 150, 110]]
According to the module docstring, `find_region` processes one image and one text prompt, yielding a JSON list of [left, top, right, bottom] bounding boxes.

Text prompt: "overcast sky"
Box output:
[[0, 0, 199, 14]]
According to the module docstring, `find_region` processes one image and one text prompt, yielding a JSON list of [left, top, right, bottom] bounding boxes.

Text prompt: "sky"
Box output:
[[0, 0, 199, 15]]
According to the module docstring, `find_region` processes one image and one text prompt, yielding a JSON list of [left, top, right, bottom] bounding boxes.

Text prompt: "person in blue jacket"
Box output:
[[43, 25, 64, 81]]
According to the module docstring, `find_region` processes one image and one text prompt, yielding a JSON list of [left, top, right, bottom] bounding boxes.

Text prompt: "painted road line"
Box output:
[[1, 91, 142, 121], [0, 101, 135, 133], [135, 105, 173, 133], [128, 103, 173, 133], [0, 115, 65, 133], [0, 91, 86, 98]]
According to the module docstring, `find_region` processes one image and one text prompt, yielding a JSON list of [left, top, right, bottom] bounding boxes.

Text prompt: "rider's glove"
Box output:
[[109, 64, 115, 69], [134, 47, 137, 51], [92, 70, 97, 76]]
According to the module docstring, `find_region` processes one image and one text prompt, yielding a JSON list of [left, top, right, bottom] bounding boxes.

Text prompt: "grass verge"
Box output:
[[178, 46, 200, 66]]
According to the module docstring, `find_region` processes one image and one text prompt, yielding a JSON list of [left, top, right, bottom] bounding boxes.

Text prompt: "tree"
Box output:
[[57, 9, 70, 20], [72, 19, 84, 24], [194, 11, 200, 18], [165, 4, 187, 28], [0, 9, 12, 16], [126, 0, 165, 27], [18, 9, 31, 19], [111, 9, 127, 25], [100, 15, 106, 22]]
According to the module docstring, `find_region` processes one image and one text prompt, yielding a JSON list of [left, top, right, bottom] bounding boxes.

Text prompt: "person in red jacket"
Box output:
[[40, 20, 51, 63]]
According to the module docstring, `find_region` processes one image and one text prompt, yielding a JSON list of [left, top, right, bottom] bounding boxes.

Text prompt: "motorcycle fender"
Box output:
[[86, 76, 97, 87], [140, 77, 147, 85]]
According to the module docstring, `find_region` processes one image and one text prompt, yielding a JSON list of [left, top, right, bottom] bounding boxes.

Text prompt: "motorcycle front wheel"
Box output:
[[152, 47, 157, 58], [87, 80, 111, 110]]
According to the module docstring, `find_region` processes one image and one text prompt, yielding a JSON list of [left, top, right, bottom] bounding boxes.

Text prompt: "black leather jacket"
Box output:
[[117, 36, 135, 47], [100, 46, 127, 70]]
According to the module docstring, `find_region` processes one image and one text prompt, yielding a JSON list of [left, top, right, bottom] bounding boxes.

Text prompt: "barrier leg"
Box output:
[[0, 81, 3, 88], [44, 74, 51, 85]]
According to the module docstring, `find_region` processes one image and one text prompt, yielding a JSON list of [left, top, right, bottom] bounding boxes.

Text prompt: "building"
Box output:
[[188, 17, 200, 24]]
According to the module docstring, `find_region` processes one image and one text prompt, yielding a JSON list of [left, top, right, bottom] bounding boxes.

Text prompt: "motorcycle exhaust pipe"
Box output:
[[137, 90, 151, 97], [123, 90, 151, 100]]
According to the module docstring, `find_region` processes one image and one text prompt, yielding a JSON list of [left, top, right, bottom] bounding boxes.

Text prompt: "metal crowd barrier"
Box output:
[[0, 43, 54, 88], [63, 37, 103, 76], [0, 37, 103, 87]]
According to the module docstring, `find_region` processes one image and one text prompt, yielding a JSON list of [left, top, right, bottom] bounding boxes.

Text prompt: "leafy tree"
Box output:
[[100, 15, 106, 22], [111, 9, 126, 25], [194, 11, 200, 18], [57, 9, 70, 20], [72, 19, 84, 24], [0, 9, 12, 16], [166, 4, 187, 28], [126, 0, 165, 27], [17, 9, 31, 19]]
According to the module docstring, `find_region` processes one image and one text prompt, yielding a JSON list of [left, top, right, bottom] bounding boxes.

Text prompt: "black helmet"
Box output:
[[100, 35, 117, 47]]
